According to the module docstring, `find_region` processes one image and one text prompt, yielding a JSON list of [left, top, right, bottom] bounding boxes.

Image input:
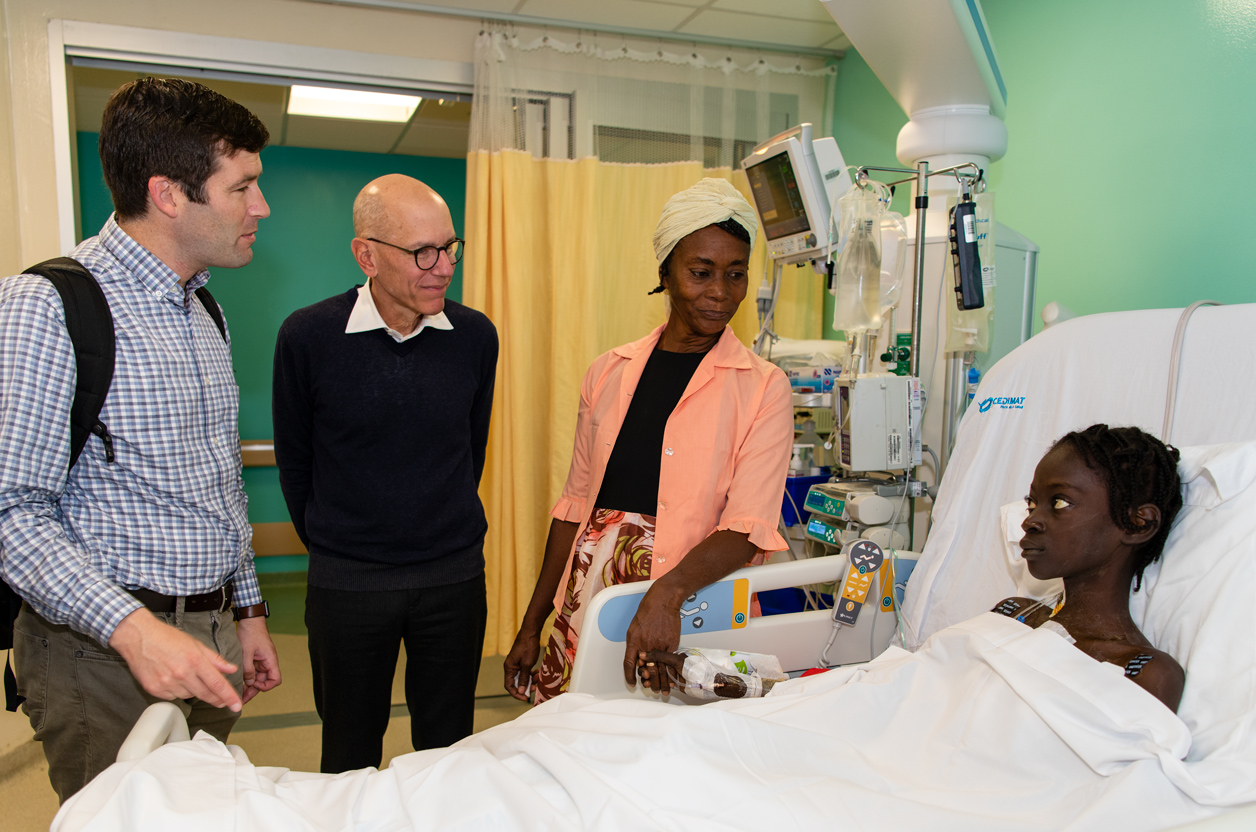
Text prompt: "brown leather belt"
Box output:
[[128, 581, 234, 614]]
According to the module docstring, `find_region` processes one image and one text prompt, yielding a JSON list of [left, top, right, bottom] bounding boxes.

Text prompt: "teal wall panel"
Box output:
[[77, 134, 468, 523], [241, 467, 289, 521], [822, 0, 1256, 339]]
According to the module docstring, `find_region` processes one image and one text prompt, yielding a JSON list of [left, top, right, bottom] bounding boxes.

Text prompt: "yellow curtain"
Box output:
[[463, 149, 821, 655]]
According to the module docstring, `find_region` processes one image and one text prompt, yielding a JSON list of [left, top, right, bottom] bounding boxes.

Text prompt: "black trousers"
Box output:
[[305, 573, 487, 773]]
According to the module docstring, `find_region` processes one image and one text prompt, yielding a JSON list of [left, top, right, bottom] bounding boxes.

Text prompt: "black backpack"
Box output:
[[2, 257, 227, 710]]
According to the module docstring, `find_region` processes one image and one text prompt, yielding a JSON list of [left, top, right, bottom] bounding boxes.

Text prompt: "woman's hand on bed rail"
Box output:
[[622, 530, 757, 687], [623, 583, 685, 687]]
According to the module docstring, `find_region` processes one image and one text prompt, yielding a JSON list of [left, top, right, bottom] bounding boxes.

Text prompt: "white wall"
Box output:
[[0, 5, 20, 278]]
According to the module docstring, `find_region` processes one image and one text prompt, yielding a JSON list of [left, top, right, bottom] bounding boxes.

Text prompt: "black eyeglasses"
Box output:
[[367, 237, 465, 269]]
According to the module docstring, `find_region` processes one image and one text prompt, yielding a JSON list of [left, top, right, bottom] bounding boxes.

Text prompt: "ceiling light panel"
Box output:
[[287, 85, 422, 122]]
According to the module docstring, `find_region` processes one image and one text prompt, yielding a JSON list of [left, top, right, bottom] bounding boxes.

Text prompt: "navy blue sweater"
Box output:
[[272, 288, 498, 591]]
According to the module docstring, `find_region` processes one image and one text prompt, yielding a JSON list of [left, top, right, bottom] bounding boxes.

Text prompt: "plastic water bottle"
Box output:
[[967, 367, 980, 402]]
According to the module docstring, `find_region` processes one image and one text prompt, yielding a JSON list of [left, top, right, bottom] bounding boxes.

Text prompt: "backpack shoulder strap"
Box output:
[[194, 286, 227, 343], [23, 257, 115, 470], [4, 258, 114, 710]]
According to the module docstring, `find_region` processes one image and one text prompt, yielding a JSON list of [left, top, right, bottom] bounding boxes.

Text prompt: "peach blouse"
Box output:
[[550, 323, 793, 610]]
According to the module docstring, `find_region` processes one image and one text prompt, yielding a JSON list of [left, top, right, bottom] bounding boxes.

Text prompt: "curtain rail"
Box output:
[[304, 0, 847, 60]]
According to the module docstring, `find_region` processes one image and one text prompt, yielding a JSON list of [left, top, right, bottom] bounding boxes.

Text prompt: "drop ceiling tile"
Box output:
[[678, 9, 840, 49], [414, 99, 473, 124], [70, 66, 286, 139], [392, 118, 472, 158], [712, 0, 839, 24], [519, 0, 695, 31], [282, 115, 406, 155], [202, 80, 288, 141]]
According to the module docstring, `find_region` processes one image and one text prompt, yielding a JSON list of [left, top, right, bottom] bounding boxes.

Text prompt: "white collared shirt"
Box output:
[[345, 279, 453, 342]]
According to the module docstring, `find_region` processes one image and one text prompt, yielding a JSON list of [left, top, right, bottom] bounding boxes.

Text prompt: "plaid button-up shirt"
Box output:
[[0, 215, 260, 646]]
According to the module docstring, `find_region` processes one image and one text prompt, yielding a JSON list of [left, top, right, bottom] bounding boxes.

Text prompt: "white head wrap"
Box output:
[[652, 178, 758, 265]]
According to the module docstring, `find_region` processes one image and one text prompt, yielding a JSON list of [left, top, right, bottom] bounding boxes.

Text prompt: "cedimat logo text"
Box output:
[[978, 396, 1026, 413]]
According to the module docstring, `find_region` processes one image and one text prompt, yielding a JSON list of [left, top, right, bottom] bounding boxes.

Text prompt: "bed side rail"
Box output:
[[568, 553, 917, 701]]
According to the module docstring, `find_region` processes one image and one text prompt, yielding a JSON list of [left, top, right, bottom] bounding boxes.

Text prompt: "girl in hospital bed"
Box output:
[[642, 423, 1187, 712], [990, 423, 1185, 711]]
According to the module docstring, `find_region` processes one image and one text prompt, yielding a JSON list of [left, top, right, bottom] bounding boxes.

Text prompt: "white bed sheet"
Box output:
[[55, 614, 1252, 832]]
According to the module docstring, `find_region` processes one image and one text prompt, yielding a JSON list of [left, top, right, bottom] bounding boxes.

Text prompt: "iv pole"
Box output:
[[852, 160, 983, 378], [850, 161, 984, 496]]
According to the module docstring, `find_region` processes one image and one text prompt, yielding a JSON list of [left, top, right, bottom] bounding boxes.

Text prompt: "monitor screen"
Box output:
[[746, 151, 811, 241]]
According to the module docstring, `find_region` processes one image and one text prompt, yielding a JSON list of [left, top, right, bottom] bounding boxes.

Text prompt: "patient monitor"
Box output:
[[743, 123, 851, 266]]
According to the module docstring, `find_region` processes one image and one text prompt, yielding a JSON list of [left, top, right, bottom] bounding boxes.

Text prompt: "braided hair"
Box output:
[[1052, 424, 1183, 591], [649, 218, 752, 295]]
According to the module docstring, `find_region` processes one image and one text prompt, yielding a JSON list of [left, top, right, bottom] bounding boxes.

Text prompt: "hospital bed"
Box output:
[[52, 303, 1256, 831]]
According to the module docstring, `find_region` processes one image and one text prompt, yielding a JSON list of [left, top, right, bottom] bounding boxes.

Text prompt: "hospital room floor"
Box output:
[[1, 572, 531, 831]]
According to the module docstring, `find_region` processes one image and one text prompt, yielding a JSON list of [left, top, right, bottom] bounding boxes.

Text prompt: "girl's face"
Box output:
[[1019, 445, 1131, 582]]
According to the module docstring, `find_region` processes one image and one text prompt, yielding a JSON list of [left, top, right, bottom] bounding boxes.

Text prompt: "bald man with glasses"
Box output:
[[272, 174, 498, 773]]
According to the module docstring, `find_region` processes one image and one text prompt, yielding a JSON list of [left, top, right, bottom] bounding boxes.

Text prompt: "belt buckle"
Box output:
[[208, 582, 232, 613]]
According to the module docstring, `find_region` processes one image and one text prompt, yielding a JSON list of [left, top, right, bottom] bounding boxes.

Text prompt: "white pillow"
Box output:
[[998, 500, 1063, 602], [1132, 442, 1256, 766], [999, 442, 1256, 766]]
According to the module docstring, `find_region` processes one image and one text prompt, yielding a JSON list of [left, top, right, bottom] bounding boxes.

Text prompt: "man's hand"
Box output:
[[236, 617, 282, 704], [108, 608, 242, 711], [621, 583, 684, 686]]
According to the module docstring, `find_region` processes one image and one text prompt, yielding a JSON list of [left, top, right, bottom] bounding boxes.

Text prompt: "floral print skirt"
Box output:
[[535, 508, 656, 702]]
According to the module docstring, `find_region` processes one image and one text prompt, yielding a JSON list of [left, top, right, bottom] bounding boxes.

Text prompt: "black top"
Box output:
[[594, 347, 709, 516], [272, 288, 498, 591]]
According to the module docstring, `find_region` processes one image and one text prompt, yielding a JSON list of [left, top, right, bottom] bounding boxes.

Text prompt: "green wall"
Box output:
[[77, 135, 467, 529], [824, 0, 1256, 336]]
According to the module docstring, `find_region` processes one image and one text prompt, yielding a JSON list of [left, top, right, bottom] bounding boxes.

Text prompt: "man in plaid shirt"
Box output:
[[0, 78, 281, 801]]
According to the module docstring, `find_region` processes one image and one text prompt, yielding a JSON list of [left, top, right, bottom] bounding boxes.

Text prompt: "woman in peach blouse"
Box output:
[[504, 179, 794, 702]]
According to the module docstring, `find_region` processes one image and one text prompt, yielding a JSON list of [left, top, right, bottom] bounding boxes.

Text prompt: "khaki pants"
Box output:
[[12, 602, 244, 802]]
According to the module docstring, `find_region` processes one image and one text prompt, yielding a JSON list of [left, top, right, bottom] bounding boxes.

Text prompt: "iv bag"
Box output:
[[832, 181, 906, 335], [878, 213, 908, 314], [943, 192, 996, 353], [833, 216, 880, 333]]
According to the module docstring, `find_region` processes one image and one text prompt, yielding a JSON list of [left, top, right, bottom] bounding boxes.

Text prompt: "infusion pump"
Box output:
[[833, 374, 922, 473], [802, 481, 908, 555]]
